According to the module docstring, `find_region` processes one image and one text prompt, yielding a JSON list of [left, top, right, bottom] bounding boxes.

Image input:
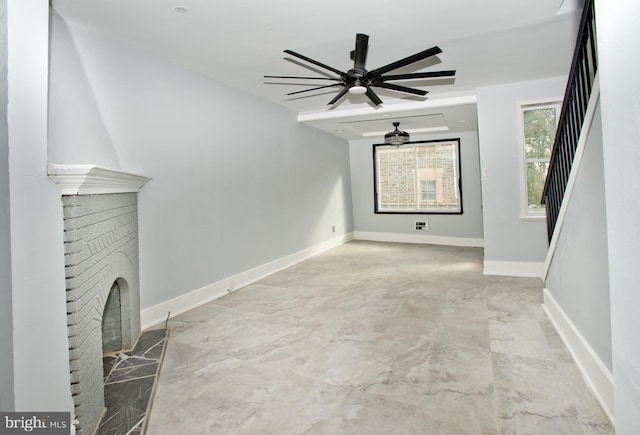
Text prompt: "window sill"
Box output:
[[375, 210, 463, 215], [520, 214, 546, 221]]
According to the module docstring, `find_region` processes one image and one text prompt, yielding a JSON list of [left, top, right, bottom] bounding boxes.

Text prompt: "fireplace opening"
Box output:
[[102, 280, 123, 355]]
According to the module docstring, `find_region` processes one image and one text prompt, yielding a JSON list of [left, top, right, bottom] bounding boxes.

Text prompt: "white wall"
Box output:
[[0, 0, 14, 412], [476, 76, 566, 275], [48, 10, 119, 167], [48, 17, 354, 311], [349, 130, 483, 245], [544, 101, 612, 367], [596, 0, 640, 431], [7, 0, 72, 412]]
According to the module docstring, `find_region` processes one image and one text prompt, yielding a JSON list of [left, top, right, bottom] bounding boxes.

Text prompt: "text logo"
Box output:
[[0, 413, 70, 435]]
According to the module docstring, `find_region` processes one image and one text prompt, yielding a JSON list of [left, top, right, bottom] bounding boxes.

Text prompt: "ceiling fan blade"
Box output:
[[365, 87, 383, 105], [265, 75, 341, 81], [374, 46, 443, 75], [353, 33, 369, 70], [327, 86, 350, 105], [284, 50, 346, 77], [374, 82, 428, 96], [286, 84, 343, 96], [380, 70, 456, 81]]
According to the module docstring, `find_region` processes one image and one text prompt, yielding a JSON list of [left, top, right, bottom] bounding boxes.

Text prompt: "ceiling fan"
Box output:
[[265, 33, 455, 106]]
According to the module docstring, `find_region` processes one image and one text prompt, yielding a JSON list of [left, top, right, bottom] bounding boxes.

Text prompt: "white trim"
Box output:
[[520, 215, 546, 221], [483, 260, 544, 278], [516, 98, 563, 220], [297, 95, 477, 123], [543, 75, 600, 280], [140, 232, 354, 329], [353, 231, 483, 247], [542, 288, 615, 424], [47, 162, 152, 195], [361, 126, 449, 137]]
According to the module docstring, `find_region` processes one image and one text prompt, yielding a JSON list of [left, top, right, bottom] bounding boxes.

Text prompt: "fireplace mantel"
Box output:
[[48, 163, 152, 195]]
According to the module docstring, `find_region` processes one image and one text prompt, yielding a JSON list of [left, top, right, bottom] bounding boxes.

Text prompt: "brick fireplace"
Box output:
[[49, 164, 151, 435]]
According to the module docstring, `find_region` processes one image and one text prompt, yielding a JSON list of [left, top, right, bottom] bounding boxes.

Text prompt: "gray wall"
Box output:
[[48, 15, 354, 310], [0, 0, 14, 412], [476, 76, 566, 263], [597, 0, 640, 431], [349, 131, 483, 241], [545, 102, 612, 371]]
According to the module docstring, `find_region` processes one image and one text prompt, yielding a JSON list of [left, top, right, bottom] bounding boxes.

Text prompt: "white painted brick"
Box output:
[[62, 193, 141, 435]]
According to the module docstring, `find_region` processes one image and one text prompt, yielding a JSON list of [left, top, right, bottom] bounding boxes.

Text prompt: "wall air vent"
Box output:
[[415, 221, 428, 231]]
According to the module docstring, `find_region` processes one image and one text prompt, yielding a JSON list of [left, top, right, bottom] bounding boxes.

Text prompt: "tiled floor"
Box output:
[[146, 241, 613, 434], [99, 329, 168, 434]]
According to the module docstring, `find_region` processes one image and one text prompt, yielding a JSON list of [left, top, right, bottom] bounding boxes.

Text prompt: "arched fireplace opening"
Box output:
[[102, 280, 123, 355]]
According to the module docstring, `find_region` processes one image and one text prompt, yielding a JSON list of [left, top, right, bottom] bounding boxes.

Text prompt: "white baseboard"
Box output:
[[543, 288, 615, 424], [353, 231, 483, 247], [483, 260, 544, 278], [140, 232, 354, 329]]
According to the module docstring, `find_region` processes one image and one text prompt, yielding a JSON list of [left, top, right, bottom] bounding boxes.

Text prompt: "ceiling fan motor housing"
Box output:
[[347, 68, 367, 88]]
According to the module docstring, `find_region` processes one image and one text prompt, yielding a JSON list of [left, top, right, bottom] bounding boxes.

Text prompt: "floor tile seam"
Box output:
[[109, 361, 160, 371], [490, 379, 505, 431], [489, 349, 562, 368]]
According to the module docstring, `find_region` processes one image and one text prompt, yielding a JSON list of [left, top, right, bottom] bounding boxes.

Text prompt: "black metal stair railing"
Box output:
[[541, 0, 598, 241]]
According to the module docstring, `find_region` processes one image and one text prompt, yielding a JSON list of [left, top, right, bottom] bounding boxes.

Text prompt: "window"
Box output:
[[420, 179, 437, 202], [518, 101, 561, 218], [373, 139, 462, 214]]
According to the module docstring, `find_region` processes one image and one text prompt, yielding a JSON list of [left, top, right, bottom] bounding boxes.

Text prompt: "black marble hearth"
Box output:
[[97, 329, 168, 434]]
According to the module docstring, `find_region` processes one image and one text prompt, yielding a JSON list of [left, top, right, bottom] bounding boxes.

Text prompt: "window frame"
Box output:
[[517, 99, 562, 220], [372, 138, 463, 215]]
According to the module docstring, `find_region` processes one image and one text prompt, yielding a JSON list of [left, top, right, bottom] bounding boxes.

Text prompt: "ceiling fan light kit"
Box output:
[[266, 33, 455, 107], [348, 85, 367, 95]]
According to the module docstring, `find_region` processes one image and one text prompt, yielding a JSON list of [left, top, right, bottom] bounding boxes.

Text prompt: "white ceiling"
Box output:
[[51, 0, 582, 140]]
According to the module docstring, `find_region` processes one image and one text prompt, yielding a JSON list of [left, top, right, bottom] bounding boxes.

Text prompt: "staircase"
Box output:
[[541, 0, 598, 241]]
